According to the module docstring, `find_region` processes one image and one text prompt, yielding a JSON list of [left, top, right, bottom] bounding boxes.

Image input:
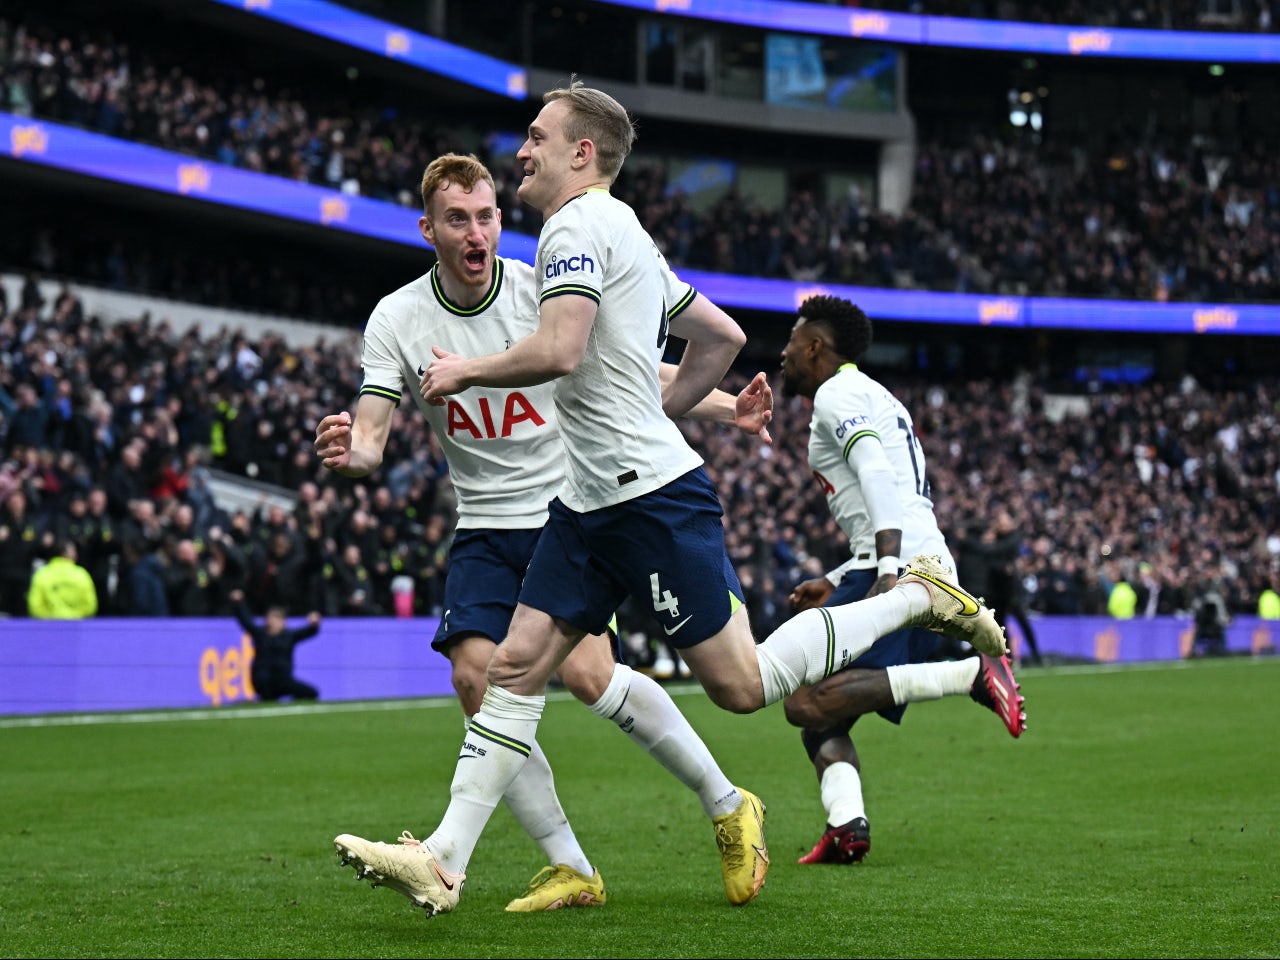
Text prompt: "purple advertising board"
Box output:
[[1, 616, 451, 715], [1, 615, 1274, 716]]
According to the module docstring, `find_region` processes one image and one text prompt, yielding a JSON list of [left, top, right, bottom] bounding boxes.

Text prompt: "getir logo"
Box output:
[[545, 252, 595, 279], [199, 633, 256, 706]]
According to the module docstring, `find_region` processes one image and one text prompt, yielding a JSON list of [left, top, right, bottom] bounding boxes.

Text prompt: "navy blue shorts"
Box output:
[[430, 527, 541, 653], [829, 568, 941, 725], [520, 467, 744, 648]]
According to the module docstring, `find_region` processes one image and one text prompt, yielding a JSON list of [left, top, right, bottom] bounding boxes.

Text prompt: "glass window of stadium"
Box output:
[[718, 29, 764, 101]]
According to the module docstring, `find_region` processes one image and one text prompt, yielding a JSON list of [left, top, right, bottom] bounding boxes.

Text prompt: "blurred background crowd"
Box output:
[[3, 278, 1277, 635], [2, 0, 1278, 648], [2, 1, 1278, 317]]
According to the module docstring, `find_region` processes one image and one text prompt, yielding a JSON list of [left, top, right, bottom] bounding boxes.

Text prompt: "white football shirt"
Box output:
[[358, 258, 563, 529], [535, 189, 703, 512], [808, 364, 954, 570]]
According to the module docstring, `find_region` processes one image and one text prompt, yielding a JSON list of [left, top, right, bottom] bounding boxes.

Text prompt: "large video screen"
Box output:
[[764, 33, 897, 113]]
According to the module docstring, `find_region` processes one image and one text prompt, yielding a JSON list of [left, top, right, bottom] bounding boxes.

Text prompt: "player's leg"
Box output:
[[559, 631, 762, 903], [448, 633, 601, 912], [796, 725, 872, 865], [785, 651, 1026, 738], [334, 528, 585, 915], [684, 553, 1007, 714]]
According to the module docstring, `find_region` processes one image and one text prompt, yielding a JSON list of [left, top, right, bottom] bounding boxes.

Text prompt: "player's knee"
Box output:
[[451, 663, 487, 715], [784, 692, 819, 729], [486, 641, 539, 690], [559, 661, 608, 705], [704, 682, 760, 715]]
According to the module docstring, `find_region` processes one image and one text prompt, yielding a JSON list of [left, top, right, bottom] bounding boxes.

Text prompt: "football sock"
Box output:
[[756, 584, 928, 705], [886, 657, 982, 704], [822, 761, 866, 827], [484, 731, 593, 878], [589, 664, 740, 819], [426, 684, 545, 875]]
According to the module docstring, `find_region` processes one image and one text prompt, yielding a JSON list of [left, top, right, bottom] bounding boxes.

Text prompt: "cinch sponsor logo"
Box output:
[[545, 252, 595, 279], [849, 13, 890, 36], [320, 196, 350, 225], [10, 124, 48, 157], [834, 413, 871, 439], [795, 285, 832, 309], [199, 633, 256, 706], [1193, 307, 1237, 333], [978, 298, 1020, 324], [386, 30, 410, 57], [446, 392, 546, 439], [1068, 30, 1112, 54], [177, 163, 211, 194]]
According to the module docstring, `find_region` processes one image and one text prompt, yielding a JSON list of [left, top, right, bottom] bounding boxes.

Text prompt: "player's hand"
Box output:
[[307, 612, 321, 626], [314, 412, 353, 470], [865, 572, 899, 598], [789, 576, 833, 611], [735, 371, 773, 444], [420, 346, 469, 404]]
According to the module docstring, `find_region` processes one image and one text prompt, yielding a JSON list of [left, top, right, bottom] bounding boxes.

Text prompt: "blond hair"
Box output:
[[418, 153, 496, 215], [542, 77, 636, 182]]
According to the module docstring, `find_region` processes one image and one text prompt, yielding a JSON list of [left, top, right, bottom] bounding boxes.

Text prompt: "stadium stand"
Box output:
[[1, 0, 1277, 642]]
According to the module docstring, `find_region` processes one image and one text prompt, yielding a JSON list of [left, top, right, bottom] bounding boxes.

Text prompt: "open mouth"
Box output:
[[464, 249, 487, 269]]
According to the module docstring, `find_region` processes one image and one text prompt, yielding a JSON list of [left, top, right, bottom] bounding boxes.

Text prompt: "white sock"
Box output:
[[822, 761, 866, 827], [426, 684, 545, 875], [756, 585, 928, 705], [589, 664, 740, 819], [886, 657, 981, 704], [468, 722, 593, 877]]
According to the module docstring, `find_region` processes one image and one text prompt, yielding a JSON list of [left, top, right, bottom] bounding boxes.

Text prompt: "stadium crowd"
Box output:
[[807, 1, 1277, 32], [3, 5, 1279, 316], [2, 280, 1277, 633], [2, 4, 1278, 636]]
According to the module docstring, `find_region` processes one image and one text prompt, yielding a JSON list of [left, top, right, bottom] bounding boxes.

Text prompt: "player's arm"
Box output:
[[662, 292, 746, 419], [660, 365, 773, 443], [844, 431, 905, 595], [314, 393, 397, 478], [422, 295, 596, 400]]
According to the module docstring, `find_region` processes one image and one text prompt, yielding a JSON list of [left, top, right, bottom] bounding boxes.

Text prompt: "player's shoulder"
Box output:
[[547, 190, 633, 233], [500, 256, 536, 284], [370, 270, 433, 321]]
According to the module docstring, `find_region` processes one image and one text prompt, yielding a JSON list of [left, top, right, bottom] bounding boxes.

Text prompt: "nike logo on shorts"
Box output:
[[663, 616, 692, 636]]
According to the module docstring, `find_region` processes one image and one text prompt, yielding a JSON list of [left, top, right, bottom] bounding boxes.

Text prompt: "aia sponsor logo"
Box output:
[[446, 392, 546, 439]]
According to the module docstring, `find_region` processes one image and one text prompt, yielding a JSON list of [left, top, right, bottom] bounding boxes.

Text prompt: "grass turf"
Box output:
[[2, 655, 1277, 959]]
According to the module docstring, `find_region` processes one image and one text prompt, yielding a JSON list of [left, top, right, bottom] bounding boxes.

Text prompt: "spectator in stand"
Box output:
[[1107, 569, 1138, 620], [326, 542, 379, 616], [118, 536, 169, 616], [164, 538, 222, 616], [4, 384, 49, 455], [0, 488, 42, 615], [27, 538, 98, 619]]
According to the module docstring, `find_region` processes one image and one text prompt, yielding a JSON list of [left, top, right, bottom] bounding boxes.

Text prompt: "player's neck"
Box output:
[[435, 267, 494, 310], [543, 178, 611, 216]]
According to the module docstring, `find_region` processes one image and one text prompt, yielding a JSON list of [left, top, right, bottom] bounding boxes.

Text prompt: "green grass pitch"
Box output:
[[2, 655, 1277, 959]]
